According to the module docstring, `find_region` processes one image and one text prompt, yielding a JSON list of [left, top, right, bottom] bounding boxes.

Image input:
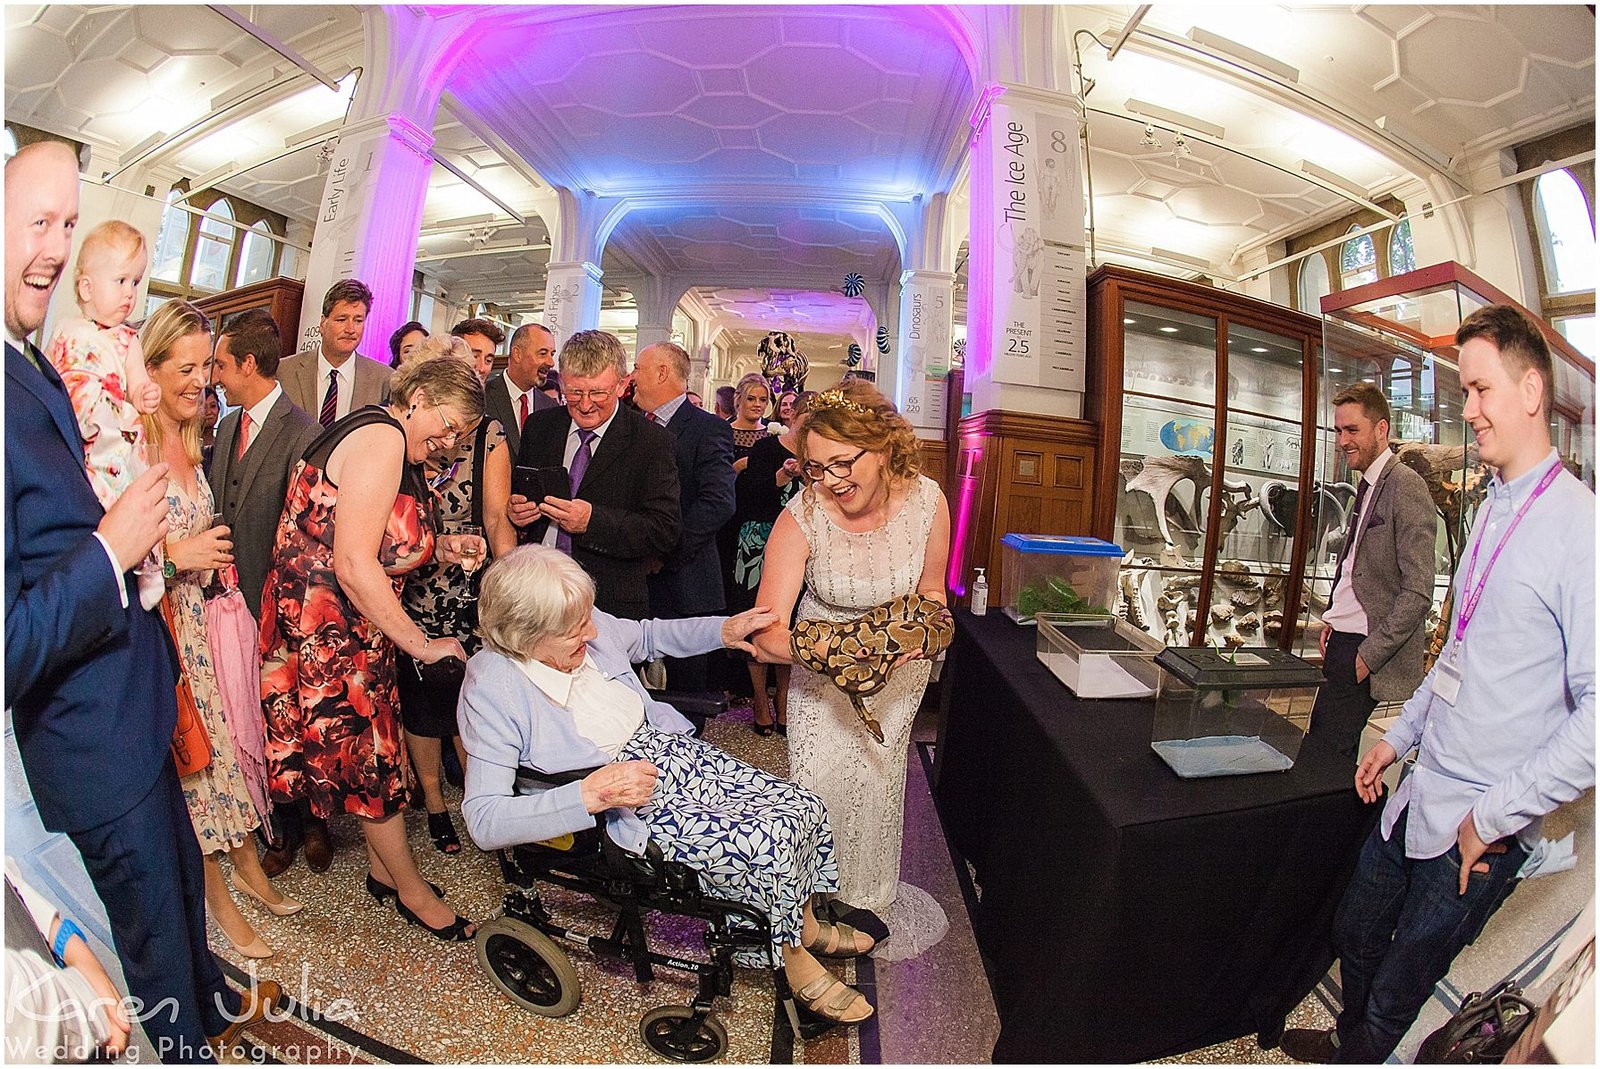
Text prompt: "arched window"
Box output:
[[151, 191, 190, 284], [1388, 217, 1416, 275], [1339, 227, 1378, 289], [1298, 253, 1331, 313], [191, 198, 234, 292], [236, 221, 276, 287], [1533, 169, 1596, 296]]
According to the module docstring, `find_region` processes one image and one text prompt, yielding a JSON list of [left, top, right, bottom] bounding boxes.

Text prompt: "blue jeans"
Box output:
[[1332, 806, 1526, 1063]]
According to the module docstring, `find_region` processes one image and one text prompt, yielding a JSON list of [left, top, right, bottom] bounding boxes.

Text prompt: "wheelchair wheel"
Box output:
[[639, 1005, 728, 1062], [476, 916, 580, 1017]]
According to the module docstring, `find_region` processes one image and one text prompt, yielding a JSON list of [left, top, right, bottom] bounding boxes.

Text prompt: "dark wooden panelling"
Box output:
[[950, 410, 1098, 597]]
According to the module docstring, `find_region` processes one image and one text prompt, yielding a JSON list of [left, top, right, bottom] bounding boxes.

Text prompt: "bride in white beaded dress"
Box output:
[[754, 381, 951, 958]]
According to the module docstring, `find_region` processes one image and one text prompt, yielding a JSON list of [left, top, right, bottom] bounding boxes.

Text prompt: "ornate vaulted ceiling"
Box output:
[[5, 3, 1594, 343]]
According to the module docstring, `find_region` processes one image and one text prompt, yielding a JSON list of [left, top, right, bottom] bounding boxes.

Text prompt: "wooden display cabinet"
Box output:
[[194, 276, 305, 352], [1086, 266, 1324, 652]]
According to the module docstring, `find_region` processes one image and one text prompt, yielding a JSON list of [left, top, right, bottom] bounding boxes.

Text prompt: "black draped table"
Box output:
[[933, 610, 1373, 1064]]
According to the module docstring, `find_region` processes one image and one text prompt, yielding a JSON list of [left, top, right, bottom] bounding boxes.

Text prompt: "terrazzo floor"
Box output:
[[201, 696, 1590, 1065]]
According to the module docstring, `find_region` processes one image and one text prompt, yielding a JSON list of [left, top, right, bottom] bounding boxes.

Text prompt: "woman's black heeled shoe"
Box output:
[[395, 897, 474, 942], [364, 873, 444, 905], [775, 719, 787, 737], [428, 810, 462, 855], [751, 716, 776, 737]]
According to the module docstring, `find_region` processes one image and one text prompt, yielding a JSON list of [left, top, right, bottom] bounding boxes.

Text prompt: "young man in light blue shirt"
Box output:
[[1281, 304, 1594, 1064]]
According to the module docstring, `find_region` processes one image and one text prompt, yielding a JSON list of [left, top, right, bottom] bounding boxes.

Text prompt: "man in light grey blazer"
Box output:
[[1310, 380, 1437, 761], [485, 322, 558, 457], [277, 278, 393, 427], [209, 308, 326, 879]]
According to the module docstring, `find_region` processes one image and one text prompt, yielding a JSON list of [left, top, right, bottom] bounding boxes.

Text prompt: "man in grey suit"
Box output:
[[209, 309, 330, 878], [277, 279, 393, 427], [208, 309, 319, 619], [485, 322, 557, 457], [1310, 380, 1437, 761]]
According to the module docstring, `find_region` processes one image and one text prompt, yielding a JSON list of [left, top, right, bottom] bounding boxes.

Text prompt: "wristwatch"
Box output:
[[163, 558, 177, 580]]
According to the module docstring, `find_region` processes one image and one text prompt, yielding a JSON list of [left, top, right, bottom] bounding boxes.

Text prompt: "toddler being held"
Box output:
[[45, 220, 165, 610]]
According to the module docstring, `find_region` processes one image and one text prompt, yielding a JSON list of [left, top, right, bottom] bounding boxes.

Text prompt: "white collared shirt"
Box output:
[[1322, 447, 1392, 637], [315, 348, 355, 422], [540, 406, 621, 548], [236, 383, 284, 457], [505, 373, 540, 426], [514, 651, 645, 759]]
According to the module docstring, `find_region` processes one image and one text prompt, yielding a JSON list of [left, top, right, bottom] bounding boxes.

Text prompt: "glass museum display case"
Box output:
[[1313, 262, 1596, 660], [1087, 266, 1324, 652]]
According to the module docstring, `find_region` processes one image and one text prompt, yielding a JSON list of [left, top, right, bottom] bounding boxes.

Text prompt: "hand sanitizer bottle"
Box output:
[[971, 567, 989, 615]]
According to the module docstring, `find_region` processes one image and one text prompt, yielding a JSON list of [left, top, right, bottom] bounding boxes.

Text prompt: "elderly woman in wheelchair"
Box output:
[[459, 546, 875, 1031]]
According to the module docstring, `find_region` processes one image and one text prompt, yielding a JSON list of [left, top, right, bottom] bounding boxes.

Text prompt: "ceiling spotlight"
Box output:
[[1174, 135, 1192, 160], [1140, 124, 1161, 148]]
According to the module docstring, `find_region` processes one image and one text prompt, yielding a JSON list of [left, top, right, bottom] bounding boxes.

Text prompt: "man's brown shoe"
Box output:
[[1279, 1027, 1338, 1064], [208, 979, 282, 1052], [259, 840, 298, 878], [303, 819, 333, 873]]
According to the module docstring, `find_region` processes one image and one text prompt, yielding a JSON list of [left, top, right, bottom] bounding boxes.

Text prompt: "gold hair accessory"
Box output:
[[809, 389, 873, 416]]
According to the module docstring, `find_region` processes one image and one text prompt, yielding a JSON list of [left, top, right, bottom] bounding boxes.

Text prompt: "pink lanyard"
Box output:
[[1454, 458, 1562, 644]]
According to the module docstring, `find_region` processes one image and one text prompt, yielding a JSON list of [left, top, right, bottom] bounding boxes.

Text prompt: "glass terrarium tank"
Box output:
[[1150, 646, 1322, 778], [999, 534, 1123, 624], [1034, 613, 1162, 699]]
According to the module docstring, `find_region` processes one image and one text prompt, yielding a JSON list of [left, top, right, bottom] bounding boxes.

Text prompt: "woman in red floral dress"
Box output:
[[260, 356, 486, 940]]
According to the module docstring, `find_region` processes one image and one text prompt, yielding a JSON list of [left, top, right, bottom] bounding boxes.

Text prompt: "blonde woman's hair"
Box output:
[[140, 299, 211, 467], [75, 220, 147, 298], [404, 333, 473, 367], [798, 379, 921, 491], [389, 355, 486, 421], [478, 545, 596, 659], [734, 372, 772, 406]]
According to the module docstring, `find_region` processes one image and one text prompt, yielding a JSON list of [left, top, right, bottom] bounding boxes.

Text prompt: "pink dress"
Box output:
[[45, 317, 148, 505], [45, 316, 163, 607]]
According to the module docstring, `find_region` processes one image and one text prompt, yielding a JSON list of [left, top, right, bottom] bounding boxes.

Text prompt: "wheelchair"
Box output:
[[473, 694, 826, 1062]]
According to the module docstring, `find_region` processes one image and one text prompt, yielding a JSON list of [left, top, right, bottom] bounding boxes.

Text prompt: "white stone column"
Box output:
[[543, 260, 604, 347], [631, 275, 677, 352], [296, 113, 435, 355], [895, 269, 956, 435]]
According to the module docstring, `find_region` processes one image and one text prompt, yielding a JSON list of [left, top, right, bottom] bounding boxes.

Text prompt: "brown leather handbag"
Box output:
[[159, 594, 213, 777]]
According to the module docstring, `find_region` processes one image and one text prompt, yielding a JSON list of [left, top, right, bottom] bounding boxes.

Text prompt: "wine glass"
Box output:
[[456, 524, 485, 574]]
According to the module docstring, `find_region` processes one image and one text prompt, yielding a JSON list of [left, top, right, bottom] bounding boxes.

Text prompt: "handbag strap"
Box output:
[[471, 417, 490, 532]]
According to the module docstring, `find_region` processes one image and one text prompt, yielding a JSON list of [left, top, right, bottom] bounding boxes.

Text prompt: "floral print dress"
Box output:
[[166, 473, 263, 852], [259, 408, 435, 820], [43, 317, 146, 507]]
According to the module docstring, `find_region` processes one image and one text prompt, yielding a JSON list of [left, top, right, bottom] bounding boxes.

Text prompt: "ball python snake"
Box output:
[[790, 594, 955, 744]]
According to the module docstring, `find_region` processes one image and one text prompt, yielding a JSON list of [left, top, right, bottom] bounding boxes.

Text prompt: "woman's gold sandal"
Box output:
[[794, 973, 873, 1024], [806, 917, 874, 958]]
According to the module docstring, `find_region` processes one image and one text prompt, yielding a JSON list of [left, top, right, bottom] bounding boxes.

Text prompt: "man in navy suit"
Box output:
[[5, 140, 276, 1061], [634, 342, 736, 690]]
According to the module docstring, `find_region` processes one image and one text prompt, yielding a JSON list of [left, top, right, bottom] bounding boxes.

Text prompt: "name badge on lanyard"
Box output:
[[1436, 458, 1562, 705], [1432, 645, 1463, 705]]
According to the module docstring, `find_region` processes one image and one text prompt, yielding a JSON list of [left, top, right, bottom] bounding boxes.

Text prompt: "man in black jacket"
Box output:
[[634, 341, 735, 688], [508, 330, 679, 619]]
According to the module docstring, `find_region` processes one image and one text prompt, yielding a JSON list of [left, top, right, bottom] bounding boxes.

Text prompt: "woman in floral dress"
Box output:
[[259, 356, 486, 941], [142, 301, 297, 959]]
